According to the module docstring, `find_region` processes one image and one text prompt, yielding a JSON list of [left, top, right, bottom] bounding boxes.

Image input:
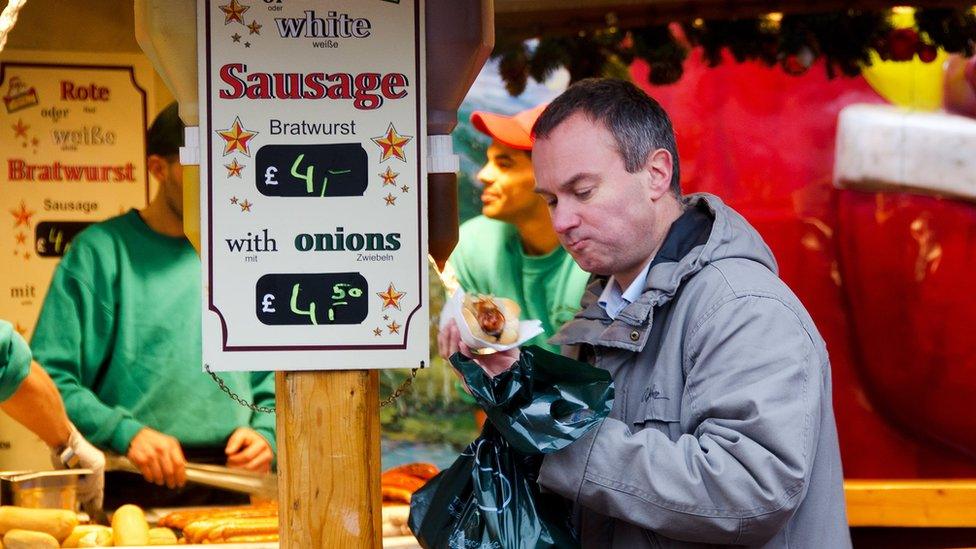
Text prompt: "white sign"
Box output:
[[0, 49, 154, 469], [0, 51, 154, 339], [200, 0, 428, 371]]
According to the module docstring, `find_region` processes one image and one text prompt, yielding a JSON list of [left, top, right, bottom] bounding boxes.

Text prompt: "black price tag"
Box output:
[[256, 143, 368, 197], [256, 272, 368, 326], [35, 221, 92, 258]]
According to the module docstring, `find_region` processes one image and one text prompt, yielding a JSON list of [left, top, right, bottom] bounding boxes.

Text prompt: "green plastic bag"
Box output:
[[409, 346, 614, 548]]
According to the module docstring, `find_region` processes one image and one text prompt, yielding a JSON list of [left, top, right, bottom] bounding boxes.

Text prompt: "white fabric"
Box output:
[[0, 0, 28, 53], [834, 104, 976, 201]]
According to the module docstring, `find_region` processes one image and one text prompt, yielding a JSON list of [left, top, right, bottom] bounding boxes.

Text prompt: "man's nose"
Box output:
[[476, 165, 495, 187], [550, 204, 579, 235]]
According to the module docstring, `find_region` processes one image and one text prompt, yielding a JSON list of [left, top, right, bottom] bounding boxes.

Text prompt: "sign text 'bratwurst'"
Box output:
[[202, 0, 428, 371], [218, 63, 408, 110]]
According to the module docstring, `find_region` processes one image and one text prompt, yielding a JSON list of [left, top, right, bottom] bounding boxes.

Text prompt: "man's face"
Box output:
[[150, 154, 184, 220], [477, 141, 542, 222], [533, 113, 660, 278]]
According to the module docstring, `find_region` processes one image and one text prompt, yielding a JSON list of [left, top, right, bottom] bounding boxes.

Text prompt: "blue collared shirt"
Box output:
[[596, 202, 715, 321], [597, 259, 653, 320]]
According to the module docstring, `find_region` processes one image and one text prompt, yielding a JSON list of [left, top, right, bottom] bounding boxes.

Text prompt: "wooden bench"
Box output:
[[846, 480, 976, 527]]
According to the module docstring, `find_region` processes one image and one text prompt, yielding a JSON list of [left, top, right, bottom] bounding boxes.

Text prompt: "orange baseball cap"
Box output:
[[470, 103, 548, 151]]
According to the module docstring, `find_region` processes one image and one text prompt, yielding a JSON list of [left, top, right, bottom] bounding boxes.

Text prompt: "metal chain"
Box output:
[[205, 363, 424, 413], [380, 366, 421, 408], [206, 364, 276, 414]]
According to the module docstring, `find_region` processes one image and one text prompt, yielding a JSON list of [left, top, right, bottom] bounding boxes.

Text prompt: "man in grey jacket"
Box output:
[[441, 78, 850, 547]]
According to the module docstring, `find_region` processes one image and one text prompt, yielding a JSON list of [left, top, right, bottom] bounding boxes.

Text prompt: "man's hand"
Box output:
[[68, 428, 105, 511], [441, 319, 520, 378], [127, 428, 186, 489], [459, 340, 520, 378], [51, 425, 105, 511], [437, 318, 462, 361], [225, 427, 273, 473]]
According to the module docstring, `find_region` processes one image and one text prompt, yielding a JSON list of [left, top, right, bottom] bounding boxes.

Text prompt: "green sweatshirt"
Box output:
[[31, 210, 276, 456], [447, 216, 590, 353], [0, 320, 31, 403]]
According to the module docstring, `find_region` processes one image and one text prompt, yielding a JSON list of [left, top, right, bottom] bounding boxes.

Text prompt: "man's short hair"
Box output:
[[532, 78, 681, 195], [147, 102, 184, 158]]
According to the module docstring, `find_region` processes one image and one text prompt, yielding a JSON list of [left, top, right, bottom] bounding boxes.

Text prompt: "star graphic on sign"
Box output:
[[22, 251, 30, 261], [14, 323, 27, 337], [225, 158, 245, 177], [12, 119, 28, 139], [376, 283, 406, 311], [371, 123, 411, 163], [379, 166, 399, 186], [10, 201, 34, 228], [230, 196, 239, 204], [383, 315, 389, 321], [231, 33, 242, 43], [373, 327, 383, 337], [247, 20, 262, 34], [239, 199, 253, 212], [400, 185, 409, 193], [14, 232, 26, 245], [31, 137, 39, 147], [387, 321, 401, 335], [219, 0, 249, 24], [216, 116, 258, 156], [244, 42, 251, 48], [383, 193, 397, 206]]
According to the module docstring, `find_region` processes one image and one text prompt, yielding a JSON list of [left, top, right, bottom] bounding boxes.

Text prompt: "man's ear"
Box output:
[[644, 148, 673, 200], [147, 154, 169, 184]]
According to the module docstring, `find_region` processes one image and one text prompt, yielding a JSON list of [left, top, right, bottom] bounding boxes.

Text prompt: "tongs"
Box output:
[[105, 455, 277, 499]]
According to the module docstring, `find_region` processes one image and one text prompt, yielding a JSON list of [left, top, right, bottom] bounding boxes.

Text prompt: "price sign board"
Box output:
[[199, 0, 428, 371], [256, 144, 368, 197], [255, 272, 369, 326]]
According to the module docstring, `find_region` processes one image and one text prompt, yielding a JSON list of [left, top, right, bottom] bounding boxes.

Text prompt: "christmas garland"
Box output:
[[493, 7, 976, 94]]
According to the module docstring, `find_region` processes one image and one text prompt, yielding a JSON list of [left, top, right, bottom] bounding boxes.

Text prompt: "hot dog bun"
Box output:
[[461, 294, 520, 345]]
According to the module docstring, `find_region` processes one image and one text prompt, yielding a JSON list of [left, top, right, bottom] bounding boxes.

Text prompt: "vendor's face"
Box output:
[[150, 154, 184, 220], [477, 142, 541, 222], [533, 113, 662, 279]]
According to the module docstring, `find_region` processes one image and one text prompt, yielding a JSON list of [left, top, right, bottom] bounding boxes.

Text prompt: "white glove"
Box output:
[[51, 425, 106, 511]]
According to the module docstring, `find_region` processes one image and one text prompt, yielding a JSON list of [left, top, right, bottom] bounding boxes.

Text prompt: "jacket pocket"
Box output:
[[632, 398, 681, 441]]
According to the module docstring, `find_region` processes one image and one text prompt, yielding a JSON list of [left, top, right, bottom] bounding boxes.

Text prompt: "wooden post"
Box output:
[[276, 371, 382, 548]]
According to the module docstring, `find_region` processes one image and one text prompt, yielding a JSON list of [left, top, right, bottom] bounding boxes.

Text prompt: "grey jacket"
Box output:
[[538, 193, 850, 548]]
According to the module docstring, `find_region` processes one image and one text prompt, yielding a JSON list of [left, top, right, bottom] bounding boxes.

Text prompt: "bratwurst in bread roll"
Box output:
[[462, 294, 520, 345]]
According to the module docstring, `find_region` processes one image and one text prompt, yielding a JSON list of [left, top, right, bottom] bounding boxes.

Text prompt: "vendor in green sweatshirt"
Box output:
[[439, 104, 589, 357], [31, 103, 276, 507]]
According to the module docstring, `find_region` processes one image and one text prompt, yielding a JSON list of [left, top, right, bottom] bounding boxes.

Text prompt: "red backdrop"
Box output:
[[633, 50, 976, 477]]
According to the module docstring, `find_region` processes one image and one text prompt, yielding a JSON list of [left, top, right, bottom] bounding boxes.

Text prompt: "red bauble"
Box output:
[[888, 28, 919, 62], [917, 43, 938, 63], [781, 55, 808, 76]]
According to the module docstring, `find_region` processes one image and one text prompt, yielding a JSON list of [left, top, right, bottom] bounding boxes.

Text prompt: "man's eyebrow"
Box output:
[[493, 153, 513, 162], [535, 173, 595, 196], [558, 173, 596, 190]]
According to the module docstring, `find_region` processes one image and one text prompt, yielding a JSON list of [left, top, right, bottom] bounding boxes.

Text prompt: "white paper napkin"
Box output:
[[439, 289, 544, 352]]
